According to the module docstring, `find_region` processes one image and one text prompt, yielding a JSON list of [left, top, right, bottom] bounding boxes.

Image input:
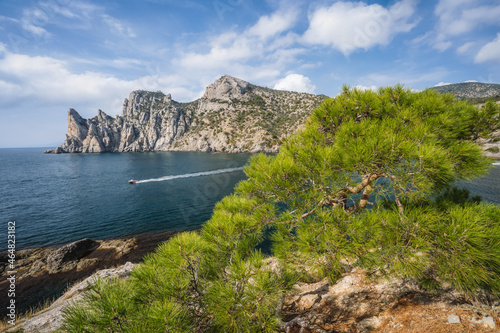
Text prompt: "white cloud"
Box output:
[[21, 7, 51, 37], [302, 0, 418, 55], [456, 41, 475, 54], [475, 33, 500, 63], [354, 84, 377, 91], [433, 0, 500, 51], [434, 82, 451, 87], [102, 14, 136, 38], [464, 80, 477, 83], [0, 15, 19, 23], [357, 67, 451, 89], [179, 32, 255, 70], [248, 9, 298, 39], [273, 74, 316, 93], [176, 8, 303, 83], [0, 52, 198, 117], [17, 1, 138, 42], [433, 41, 452, 52]]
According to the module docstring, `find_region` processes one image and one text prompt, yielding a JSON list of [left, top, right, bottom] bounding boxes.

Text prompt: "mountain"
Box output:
[[431, 82, 500, 103], [46, 75, 327, 154]]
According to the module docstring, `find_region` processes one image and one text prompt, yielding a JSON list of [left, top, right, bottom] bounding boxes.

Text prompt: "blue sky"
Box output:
[[0, 0, 499, 147]]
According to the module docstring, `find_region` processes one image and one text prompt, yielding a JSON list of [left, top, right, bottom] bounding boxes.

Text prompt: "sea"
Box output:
[[0, 148, 251, 251], [1, 148, 499, 252]]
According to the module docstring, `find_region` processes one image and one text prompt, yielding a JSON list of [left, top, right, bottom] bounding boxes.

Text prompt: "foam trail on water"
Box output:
[[136, 167, 244, 183]]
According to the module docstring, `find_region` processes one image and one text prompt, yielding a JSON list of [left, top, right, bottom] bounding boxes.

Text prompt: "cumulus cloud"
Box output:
[[248, 9, 298, 39], [177, 8, 303, 82], [475, 34, 500, 63], [302, 0, 418, 55], [0, 52, 197, 117], [433, 0, 500, 51], [273, 74, 316, 93]]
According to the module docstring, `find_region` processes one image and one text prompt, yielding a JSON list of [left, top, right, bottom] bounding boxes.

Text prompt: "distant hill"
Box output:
[[431, 82, 500, 103]]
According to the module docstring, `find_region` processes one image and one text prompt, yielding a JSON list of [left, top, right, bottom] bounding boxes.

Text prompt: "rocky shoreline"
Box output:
[[0, 231, 175, 320]]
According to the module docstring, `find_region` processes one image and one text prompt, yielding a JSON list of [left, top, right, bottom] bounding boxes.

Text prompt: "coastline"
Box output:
[[0, 231, 176, 319]]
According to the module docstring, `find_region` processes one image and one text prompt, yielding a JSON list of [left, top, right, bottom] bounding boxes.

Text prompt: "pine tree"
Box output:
[[62, 86, 500, 332], [237, 85, 500, 292]]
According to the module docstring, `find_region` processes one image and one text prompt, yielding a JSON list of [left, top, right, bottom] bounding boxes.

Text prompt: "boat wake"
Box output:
[[135, 167, 244, 184]]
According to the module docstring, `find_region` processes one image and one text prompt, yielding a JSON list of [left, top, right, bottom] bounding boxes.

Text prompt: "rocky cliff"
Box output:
[[46, 75, 326, 154]]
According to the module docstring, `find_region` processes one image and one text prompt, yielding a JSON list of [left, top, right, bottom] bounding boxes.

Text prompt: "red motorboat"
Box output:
[[128, 180, 138, 184]]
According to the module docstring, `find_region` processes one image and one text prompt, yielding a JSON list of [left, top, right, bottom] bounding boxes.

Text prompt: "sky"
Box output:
[[0, 0, 499, 148]]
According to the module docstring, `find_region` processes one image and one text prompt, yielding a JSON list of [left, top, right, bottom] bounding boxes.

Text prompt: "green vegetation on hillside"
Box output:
[[62, 85, 500, 332], [431, 82, 500, 104]]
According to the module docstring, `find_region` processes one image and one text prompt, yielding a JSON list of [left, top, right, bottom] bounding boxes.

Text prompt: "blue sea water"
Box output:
[[0, 148, 252, 251], [1, 148, 499, 252]]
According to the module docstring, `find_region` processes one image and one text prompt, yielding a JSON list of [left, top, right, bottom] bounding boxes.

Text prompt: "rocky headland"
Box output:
[[45, 75, 326, 154], [46, 77, 500, 159]]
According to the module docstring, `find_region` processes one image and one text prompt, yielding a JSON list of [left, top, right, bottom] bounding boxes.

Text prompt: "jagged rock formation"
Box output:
[[46, 75, 327, 154]]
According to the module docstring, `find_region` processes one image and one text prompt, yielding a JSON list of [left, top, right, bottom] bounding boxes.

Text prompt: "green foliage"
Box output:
[[205, 252, 286, 333], [62, 86, 500, 332], [239, 86, 500, 294], [241, 94, 266, 107], [62, 196, 287, 332]]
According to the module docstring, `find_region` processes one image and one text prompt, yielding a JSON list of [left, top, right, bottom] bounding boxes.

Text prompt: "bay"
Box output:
[[1, 148, 499, 252], [0, 148, 252, 251]]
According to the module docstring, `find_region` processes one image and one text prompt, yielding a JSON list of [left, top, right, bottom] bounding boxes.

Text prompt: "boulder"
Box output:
[[46, 238, 99, 274]]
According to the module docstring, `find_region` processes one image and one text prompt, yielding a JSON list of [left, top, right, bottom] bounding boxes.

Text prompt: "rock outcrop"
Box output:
[[282, 268, 499, 332], [46, 238, 99, 274], [47, 75, 326, 154], [12, 262, 136, 333], [0, 232, 173, 322]]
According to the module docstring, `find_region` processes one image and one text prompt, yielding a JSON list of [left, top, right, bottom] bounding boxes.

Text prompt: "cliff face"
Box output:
[[48, 75, 326, 154]]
